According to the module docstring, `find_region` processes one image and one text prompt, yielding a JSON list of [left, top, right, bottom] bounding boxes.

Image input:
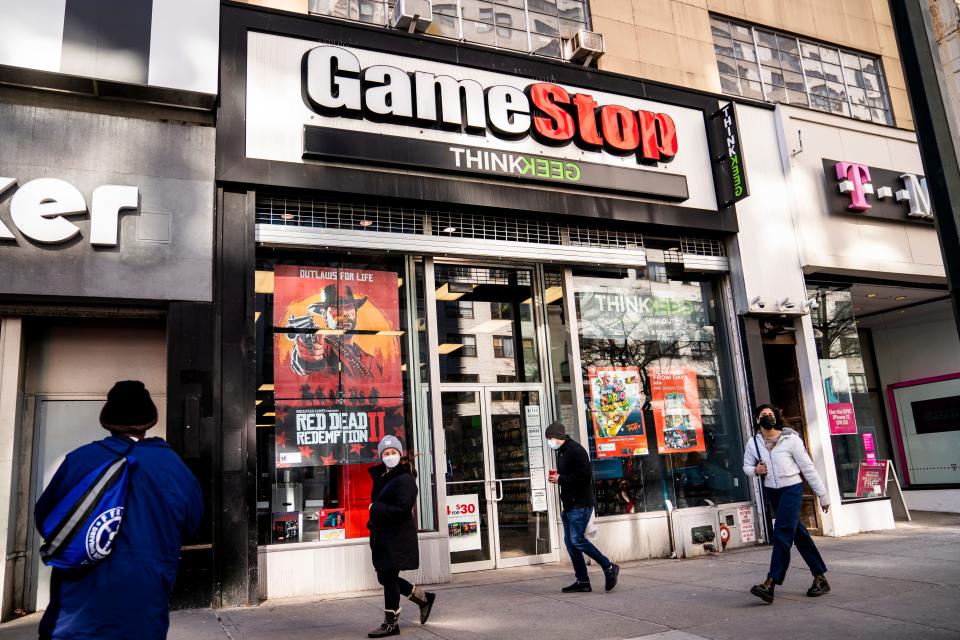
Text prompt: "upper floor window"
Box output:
[[711, 16, 893, 126], [310, 0, 589, 60]]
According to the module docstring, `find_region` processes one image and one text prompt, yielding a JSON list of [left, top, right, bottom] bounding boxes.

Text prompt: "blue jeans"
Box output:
[[561, 507, 611, 583], [766, 483, 827, 584]]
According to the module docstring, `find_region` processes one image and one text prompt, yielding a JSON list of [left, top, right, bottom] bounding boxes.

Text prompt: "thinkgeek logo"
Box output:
[[833, 161, 932, 220], [302, 46, 679, 165]]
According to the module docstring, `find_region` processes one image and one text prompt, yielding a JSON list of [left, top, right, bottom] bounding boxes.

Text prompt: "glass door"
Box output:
[[442, 386, 554, 572], [486, 387, 553, 567], [442, 388, 496, 571]]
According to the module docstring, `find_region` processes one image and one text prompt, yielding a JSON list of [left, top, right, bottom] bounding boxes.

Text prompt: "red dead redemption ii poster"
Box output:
[[273, 266, 404, 467]]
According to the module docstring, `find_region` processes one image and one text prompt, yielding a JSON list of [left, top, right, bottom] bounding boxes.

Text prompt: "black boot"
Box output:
[[561, 581, 592, 593], [408, 586, 436, 624], [807, 574, 830, 597], [368, 609, 400, 638], [750, 577, 776, 603], [603, 563, 620, 592]]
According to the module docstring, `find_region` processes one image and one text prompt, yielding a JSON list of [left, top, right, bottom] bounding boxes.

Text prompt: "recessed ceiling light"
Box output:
[[442, 226, 457, 233], [280, 212, 295, 220], [897, 310, 906, 314], [895, 295, 907, 300], [854, 306, 863, 311], [359, 219, 374, 227], [866, 293, 878, 298]]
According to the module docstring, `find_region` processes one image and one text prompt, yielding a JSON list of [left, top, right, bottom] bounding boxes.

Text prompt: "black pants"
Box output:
[[376, 568, 413, 611]]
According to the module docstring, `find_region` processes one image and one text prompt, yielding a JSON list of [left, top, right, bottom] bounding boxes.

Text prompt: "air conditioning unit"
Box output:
[[391, 0, 433, 33], [564, 29, 605, 65]]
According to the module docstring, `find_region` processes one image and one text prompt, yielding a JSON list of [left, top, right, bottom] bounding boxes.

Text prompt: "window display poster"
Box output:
[[862, 432, 877, 464], [272, 265, 406, 467], [272, 512, 300, 544], [274, 397, 405, 467], [531, 488, 548, 512], [302, 507, 347, 541], [856, 462, 888, 498], [447, 494, 482, 552], [273, 265, 403, 400], [820, 359, 858, 435], [588, 366, 648, 458], [650, 369, 706, 454]]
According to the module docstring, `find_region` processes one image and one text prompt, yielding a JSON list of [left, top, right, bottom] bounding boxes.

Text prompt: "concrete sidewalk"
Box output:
[[3, 512, 959, 640]]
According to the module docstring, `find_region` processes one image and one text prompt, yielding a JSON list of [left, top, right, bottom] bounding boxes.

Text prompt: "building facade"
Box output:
[[0, 0, 957, 615]]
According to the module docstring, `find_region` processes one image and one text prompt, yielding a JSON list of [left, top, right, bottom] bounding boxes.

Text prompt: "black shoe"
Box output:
[[807, 574, 830, 597], [561, 581, 592, 593], [408, 586, 436, 624], [603, 563, 620, 592], [368, 609, 400, 637], [750, 577, 775, 604]]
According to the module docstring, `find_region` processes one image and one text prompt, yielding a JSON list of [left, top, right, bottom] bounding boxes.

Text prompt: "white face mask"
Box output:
[[382, 453, 401, 468], [547, 439, 563, 451]]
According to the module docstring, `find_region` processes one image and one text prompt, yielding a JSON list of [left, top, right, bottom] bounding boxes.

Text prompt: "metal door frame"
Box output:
[[442, 384, 557, 573]]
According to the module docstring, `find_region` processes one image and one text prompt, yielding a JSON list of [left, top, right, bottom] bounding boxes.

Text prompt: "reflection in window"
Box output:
[[434, 264, 541, 383], [712, 15, 894, 126], [254, 252, 436, 545], [311, 0, 589, 59], [808, 285, 880, 499], [573, 266, 748, 515]]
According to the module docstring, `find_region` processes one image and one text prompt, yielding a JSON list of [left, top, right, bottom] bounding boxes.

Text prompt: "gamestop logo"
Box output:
[[303, 46, 679, 165]]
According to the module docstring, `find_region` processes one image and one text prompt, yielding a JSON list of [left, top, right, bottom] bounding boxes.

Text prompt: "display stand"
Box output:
[[886, 459, 911, 522]]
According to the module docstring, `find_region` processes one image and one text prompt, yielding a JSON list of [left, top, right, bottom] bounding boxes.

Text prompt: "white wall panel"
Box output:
[[148, 0, 219, 94], [0, 0, 65, 72], [259, 535, 451, 600]]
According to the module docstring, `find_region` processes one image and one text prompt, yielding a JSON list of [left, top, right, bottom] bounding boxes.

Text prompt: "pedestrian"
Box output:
[[545, 421, 619, 593], [744, 404, 831, 603], [35, 380, 203, 639], [367, 435, 436, 637]]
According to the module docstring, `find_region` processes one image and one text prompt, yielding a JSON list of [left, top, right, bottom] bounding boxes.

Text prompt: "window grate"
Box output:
[[681, 237, 726, 257], [256, 193, 423, 235]]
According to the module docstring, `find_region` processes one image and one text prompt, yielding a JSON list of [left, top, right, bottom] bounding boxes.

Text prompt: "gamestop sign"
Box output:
[[245, 33, 718, 209]]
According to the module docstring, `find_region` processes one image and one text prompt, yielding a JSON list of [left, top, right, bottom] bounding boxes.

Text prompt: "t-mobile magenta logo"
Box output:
[[834, 161, 873, 211]]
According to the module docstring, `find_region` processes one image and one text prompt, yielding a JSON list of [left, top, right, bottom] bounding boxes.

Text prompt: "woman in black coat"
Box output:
[[367, 435, 436, 637]]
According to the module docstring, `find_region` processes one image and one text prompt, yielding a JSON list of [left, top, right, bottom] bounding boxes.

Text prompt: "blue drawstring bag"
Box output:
[[37, 443, 136, 569]]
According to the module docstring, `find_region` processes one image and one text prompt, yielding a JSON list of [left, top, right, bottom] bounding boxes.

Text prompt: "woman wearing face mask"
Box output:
[[744, 405, 831, 604], [367, 435, 436, 637]]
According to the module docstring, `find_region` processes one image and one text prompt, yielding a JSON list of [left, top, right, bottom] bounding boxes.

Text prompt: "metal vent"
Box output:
[[256, 193, 423, 235]]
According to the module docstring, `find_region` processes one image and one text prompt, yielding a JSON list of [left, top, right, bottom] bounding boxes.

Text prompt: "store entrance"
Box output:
[[441, 385, 554, 572]]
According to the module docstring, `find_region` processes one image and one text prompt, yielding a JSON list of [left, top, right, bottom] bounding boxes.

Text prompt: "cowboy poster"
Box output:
[[587, 366, 648, 458], [650, 368, 706, 454], [273, 265, 404, 467]]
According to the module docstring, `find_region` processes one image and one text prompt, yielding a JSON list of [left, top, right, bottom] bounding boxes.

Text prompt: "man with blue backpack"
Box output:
[[35, 380, 203, 639]]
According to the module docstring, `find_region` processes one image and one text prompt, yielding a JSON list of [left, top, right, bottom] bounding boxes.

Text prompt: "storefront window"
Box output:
[[434, 264, 541, 384], [255, 251, 436, 545], [572, 264, 748, 515], [809, 285, 881, 500]]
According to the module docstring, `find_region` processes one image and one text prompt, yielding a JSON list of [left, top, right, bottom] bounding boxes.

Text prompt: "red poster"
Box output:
[[650, 369, 706, 454], [826, 403, 858, 435], [274, 397, 404, 468], [588, 366, 648, 458], [272, 266, 405, 467], [273, 265, 403, 400], [855, 461, 888, 498]]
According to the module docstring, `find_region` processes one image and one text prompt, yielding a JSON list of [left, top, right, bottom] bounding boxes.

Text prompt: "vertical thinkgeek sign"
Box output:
[[709, 103, 749, 207]]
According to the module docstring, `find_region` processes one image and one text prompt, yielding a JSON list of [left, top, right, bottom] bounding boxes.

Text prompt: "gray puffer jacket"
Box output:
[[743, 427, 830, 506]]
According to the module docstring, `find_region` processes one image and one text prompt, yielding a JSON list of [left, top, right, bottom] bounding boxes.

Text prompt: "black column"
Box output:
[[888, 0, 960, 341], [167, 301, 216, 609], [215, 188, 259, 606]]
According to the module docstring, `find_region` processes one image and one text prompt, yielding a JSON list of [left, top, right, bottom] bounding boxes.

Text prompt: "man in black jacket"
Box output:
[[546, 421, 619, 593]]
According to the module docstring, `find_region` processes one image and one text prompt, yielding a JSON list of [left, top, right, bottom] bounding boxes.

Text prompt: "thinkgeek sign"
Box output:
[[244, 33, 720, 209]]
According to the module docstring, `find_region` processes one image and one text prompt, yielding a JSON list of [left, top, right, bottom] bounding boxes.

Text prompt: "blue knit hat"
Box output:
[[377, 435, 404, 459]]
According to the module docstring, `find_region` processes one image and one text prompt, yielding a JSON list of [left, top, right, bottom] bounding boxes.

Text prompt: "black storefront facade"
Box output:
[[212, 2, 761, 604]]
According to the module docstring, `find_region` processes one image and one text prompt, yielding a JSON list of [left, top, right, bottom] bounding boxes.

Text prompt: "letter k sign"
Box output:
[[0, 178, 139, 246]]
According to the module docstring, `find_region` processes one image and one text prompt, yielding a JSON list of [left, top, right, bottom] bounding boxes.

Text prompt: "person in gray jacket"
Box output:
[[743, 404, 831, 603]]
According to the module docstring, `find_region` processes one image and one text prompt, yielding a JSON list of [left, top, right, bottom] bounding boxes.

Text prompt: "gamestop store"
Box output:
[[217, 3, 758, 602]]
